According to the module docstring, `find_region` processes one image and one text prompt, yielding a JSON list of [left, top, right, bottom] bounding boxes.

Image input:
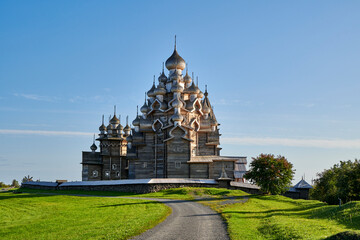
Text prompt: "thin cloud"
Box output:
[[222, 137, 360, 149], [0, 129, 93, 137], [13, 93, 58, 102]]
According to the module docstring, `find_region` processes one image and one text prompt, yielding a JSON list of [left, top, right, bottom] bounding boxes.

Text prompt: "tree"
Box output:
[[244, 154, 295, 195], [0, 182, 10, 188], [311, 159, 360, 204], [11, 179, 20, 188], [22, 175, 33, 183]]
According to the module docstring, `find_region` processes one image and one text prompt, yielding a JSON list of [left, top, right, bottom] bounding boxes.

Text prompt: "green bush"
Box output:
[[311, 159, 360, 204]]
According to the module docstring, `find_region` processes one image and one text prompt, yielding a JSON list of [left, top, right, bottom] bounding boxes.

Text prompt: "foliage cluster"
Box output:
[[0, 179, 19, 188], [21, 175, 33, 183], [311, 159, 360, 204], [0, 182, 10, 188], [244, 154, 295, 194]]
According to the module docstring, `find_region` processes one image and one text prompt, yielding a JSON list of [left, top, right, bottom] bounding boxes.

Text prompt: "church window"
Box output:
[[116, 172, 120, 177], [105, 171, 110, 177], [92, 170, 98, 177], [143, 162, 147, 168], [175, 161, 181, 169], [112, 164, 117, 170]]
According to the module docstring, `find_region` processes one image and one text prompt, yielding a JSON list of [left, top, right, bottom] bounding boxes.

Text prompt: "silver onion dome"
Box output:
[[165, 49, 186, 70], [132, 116, 140, 126], [198, 90, 204, 99], [110, 115, 120, 124], [140, 102, 149, 114], [140, 118, 152, 129], [183, 70, 192, 84], [169, 70, 181, 81], [158, 72, 167, 83], [124, 124, 131, 132], [171, 82, 184, 93], [202, 101, 211, 114], [117, 123, 124, 131], [184, 81, 200, 94], [147, 83, 156, 98], [154, 85, 166, 95], [107, 123, 113, 130], [99, 123, 107, 132], [90, 143, 97, 151]]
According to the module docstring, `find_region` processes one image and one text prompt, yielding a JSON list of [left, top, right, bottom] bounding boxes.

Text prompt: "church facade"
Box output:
[[81, 43, 247, 181]]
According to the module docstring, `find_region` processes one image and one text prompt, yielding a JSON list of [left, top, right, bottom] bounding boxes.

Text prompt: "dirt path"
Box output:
[[129, 198, 229, 240]]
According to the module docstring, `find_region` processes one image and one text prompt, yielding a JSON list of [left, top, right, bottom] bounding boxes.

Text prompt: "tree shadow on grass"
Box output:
[[97, 196, 249, 208], [222, 201, 360, 231], [0, 191, 55, 200]]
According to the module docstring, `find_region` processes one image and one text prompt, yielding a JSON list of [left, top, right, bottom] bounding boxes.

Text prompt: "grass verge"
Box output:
[[202, 194, 360, 240], [0, 191, 170, 240]]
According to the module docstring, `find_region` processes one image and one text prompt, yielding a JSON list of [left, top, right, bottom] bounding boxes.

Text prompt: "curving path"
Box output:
[[130, 198, 229, 240], [18, 192, 230, 240]]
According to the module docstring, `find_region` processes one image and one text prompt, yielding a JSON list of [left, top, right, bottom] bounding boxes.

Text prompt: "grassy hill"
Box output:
[[141, 188, 360, 239], [0, 190, 170, 240], [215, 195, 360, 240], [2, 187, 360, 239]]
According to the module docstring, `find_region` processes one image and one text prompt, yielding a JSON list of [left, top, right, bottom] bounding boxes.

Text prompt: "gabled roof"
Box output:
[[293, 179, 313, 189]]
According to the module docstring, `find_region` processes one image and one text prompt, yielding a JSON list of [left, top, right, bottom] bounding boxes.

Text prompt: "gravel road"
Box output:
[[131, 198, 229, 240]]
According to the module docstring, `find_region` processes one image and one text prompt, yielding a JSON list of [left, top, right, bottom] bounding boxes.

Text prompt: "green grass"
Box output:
[[17, 187, 137, 196], [138, 187, 249, 200], [0, 191, 171, 240], [18, 187, 249, 200], [11, 187, 360, 239], [209, 195, 360, 240]]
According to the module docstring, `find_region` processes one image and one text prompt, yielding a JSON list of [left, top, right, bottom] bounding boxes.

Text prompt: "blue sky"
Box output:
[[1, 1, 359, 184]]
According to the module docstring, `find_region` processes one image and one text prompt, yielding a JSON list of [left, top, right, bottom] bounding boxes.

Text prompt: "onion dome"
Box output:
[[140, 93, 149, 114], [171, 111, 184, 122], [183, 70, 192, 84], [99, 123, 107, 132], [90, 143, 97, 151], [123, 124, 131, 137], [107, 123, 113, 132], [117, 123, 124, 131], [124, 124, 131, 131], [154, 85, 166, 95], [99, 115, 107, 132], [158, 72, 168, 83], [132, 115, 140, 126], [158, 63, 168, 83], [165, 48, 186, 70], [202, 100, 211, 114], [110, 115, 120, 124], [172, 96, 183, 108], [147, 82, 156, 98], [171, 82, 184, 93], [169, 70, 181, 81], [198, 90, 204, 99], [184, 81, 200, 94], [140, 118, 152, 129], [140, 102, 149, 114]]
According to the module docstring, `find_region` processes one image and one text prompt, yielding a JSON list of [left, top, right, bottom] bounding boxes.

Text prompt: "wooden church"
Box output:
[[81, 41, 247, 181]]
